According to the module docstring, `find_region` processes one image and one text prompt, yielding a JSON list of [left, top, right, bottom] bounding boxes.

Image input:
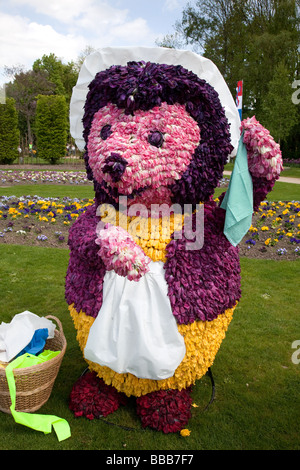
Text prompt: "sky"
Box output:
[[0, 0, 190, 86]]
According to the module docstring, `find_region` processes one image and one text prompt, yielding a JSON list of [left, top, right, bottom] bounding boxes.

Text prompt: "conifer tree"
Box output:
[[35, 95, 67, 164], [261, 62, 298, 144], [0, 98, 19, 164]]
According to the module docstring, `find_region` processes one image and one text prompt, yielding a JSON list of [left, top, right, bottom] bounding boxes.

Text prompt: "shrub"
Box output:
[[35, 94, 67, 164], [0, 97, 19, 164]]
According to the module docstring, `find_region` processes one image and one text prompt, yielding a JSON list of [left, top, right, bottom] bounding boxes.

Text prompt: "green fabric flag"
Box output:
[[221, 132, 253, 246], [5, 351, 71, 442]]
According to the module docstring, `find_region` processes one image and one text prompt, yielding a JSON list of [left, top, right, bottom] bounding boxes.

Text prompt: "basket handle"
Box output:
[[45, 315, 64, 335]]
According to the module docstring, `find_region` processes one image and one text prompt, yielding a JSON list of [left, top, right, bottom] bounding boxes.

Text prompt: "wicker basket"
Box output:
[[0, 315, 67, 414]]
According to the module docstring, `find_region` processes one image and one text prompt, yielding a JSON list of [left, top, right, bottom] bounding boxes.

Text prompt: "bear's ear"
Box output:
[[220, 132, 253, 247]]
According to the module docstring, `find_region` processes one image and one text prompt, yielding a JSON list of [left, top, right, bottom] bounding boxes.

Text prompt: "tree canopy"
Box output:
[[32, 53, 78, 103], [159, 0, 300, 158], [4, 52, 81, 151], [3, 16, 300, 162], [5, 69, 55, 144], [35, 94, 68, 164], [0, 98, 19, 164]]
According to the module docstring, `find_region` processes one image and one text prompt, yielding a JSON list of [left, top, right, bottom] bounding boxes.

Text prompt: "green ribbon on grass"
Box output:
[[5, 351, 71, 442]]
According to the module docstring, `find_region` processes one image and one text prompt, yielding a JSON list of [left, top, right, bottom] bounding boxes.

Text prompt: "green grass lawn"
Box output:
[[0, 245, 299, 450], [9, 156, 84, 167], [0, 179, 299, 203], [224, 162, 300, 178], [0, 180, 299, 450], [0, 184, 94, 200], [281, 166, 300, 178], [216, 181, 300, 201]]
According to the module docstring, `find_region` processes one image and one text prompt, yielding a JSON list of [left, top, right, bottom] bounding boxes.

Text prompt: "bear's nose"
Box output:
[[102, 153, 128, 182]]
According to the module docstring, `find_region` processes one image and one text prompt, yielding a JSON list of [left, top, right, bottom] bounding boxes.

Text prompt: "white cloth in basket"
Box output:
[[0, 311, 56, 363], [84, 261, 186, 380]]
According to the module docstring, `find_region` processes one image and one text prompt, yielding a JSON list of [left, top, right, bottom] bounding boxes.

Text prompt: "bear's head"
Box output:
[[81, 60, 234, 209]]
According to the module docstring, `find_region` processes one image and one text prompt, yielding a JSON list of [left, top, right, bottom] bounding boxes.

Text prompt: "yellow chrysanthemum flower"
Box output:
[[69, 303, 235, 397], [68, 209, 237, 399], [180, 429, 191, 437]]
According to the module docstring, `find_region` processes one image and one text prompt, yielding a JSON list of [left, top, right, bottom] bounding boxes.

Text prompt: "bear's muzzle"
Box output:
[[102, 153, 128, 183]]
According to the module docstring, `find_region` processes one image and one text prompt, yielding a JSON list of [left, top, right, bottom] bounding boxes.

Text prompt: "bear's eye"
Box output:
[[148, 130, 164, 148], [100, 124, 112, 140]]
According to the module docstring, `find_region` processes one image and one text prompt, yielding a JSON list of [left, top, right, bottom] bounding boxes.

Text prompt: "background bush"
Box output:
[[0, 97, 19, 164], [35, 94, 67, 164]]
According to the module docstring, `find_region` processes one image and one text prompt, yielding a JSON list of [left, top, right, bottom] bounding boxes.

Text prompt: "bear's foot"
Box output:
[[69, 371, 127, 420], [136, 387, 192, 434]]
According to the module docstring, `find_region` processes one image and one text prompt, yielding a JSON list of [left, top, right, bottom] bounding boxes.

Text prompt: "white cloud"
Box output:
[[9, 0, 95, 24], [10, 0, 130, 29], [0, 1, 164, 85], [109, 17, 156, 45], [0, 13, 84, 76], [163, 0, 181, 11], [72, 4, 129, 33]]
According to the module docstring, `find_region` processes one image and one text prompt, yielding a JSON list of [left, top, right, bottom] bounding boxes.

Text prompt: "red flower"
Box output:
[[69, 371, 127, 419]]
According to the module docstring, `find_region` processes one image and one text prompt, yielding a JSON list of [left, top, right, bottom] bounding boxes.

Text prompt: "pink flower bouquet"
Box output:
[[96, 224, 151, 281], [241, 116, 283, 181]]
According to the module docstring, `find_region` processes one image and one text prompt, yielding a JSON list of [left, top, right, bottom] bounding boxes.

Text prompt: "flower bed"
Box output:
[[0, 170, 91, 185], [0, 195, 94, 248], [0, 195, 299, 259], [283, 159, 300, 166], [236, 199, 300, 260]]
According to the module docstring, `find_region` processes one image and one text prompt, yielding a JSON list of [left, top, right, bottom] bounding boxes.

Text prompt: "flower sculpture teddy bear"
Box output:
[[66, 47, 282, 433]]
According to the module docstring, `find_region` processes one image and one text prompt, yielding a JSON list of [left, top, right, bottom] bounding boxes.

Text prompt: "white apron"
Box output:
[[84, 261, 186, 380]]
